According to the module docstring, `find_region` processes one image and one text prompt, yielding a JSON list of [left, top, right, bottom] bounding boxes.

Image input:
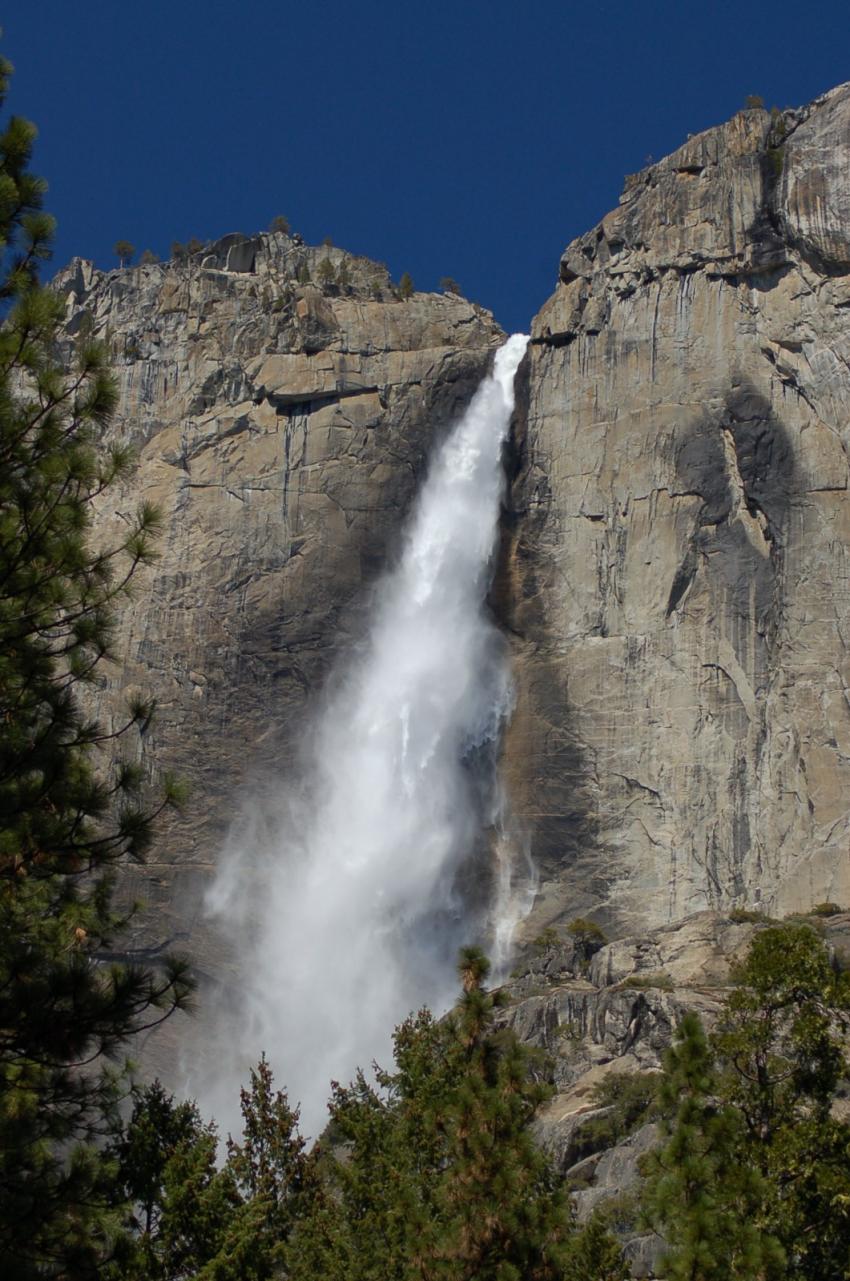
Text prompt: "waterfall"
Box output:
[[201, 334, 530, 1138]]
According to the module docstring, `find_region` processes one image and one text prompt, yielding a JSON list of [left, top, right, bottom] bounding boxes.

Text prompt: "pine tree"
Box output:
[[398, 270, 414, 299], [109, 1062, 313, 1281], [564, 1214, 628, 1281], [0, 47, 193, 1276], [217, 1055, 313, 1276], [712, 924, 850, 1279], [269, 215, 290, 234], [642, 1012, 784, 1281], [155, 1127, 239, 1279], [114, 239, 135, 266], [317, 257, 335, 288], [430, 948, 575, 1280], [287, 949, 624, 1281], [104, 1082, 212, 1278]]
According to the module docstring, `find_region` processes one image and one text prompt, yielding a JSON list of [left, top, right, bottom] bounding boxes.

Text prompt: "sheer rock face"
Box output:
[[504, 83, 850, 936], [57, 236, 503, 975]]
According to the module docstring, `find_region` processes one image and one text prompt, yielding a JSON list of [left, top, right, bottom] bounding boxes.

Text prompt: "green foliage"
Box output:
[[139, 249, 159, 265], [810, 900, 843, 916], [728, 906, 772, 923], [268, 214, 290, 234], [186, 236, 205, 255], [321, 235, 333, 247], [619, 971, 674, 991], [563, 1214, 629, 1281], [170, 240, 187, 262], [285, 949, 625, 1281], [0, 48, 193, 1276], [114, 239, 135, 266], [108, 958, 613, 1279], [717, 924, 850, 1124], [644, 924, 850, 1281], [107, 1062, 313, 1281], [336, 258, 351, 290], [296, 261, 310, 285], [642, 1013, 784, 1281], [568, 1072, 659, 1166], [567, 917, 607, 968], [221, 1055, 313, 1271], [745, 94, 765, 110], [440, 275, 462, 295], [712, 924, 850, 1278], [768, 146, 785, 179], [112, 1081, 208, 1238], [398, 270, 414, 299], [317, 257, 335, 287]]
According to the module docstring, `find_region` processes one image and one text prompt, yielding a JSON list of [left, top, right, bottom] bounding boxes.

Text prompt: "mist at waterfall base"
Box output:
[[198, 334, 532, 1139]]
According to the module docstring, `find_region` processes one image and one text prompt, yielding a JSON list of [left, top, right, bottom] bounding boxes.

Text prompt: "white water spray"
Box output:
[[201, 334, 530, 1137]]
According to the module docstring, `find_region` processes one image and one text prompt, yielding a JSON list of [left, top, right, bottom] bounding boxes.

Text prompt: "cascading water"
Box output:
[[200, 334, 530, 1138]]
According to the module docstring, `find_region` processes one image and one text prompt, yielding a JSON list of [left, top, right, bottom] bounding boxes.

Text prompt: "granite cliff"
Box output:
[[504, 81, 850, 939], [57, 82, 850, 1053], [55, 237, 504, 981]]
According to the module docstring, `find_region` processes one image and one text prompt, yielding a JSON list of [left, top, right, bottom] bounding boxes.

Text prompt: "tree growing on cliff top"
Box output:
[[0, 46, 192, 1276], [113, 239, 135, 266], [317, 256, 335, 287]]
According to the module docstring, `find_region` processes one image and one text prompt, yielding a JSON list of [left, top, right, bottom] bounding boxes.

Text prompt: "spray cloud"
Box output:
[[200, 334, 530, 1137]]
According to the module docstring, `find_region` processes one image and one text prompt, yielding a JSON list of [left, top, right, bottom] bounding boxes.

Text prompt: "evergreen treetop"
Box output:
[[644, 923, 850, 1281], [0, 46, 193, 1276], [114, 239, 135, 266]]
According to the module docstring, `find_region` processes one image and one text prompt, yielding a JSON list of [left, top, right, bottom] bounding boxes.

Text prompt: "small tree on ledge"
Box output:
[[317, 257, 335, 288], [113, 239, 135, 267]]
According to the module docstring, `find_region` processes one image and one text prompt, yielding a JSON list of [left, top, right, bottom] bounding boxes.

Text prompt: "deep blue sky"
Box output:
[[6, 1, 850, 332]]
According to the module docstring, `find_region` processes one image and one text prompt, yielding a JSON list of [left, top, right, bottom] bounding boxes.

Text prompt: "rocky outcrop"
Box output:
[[505, 83, 850, 936], [501, 908, 850, 1274], [56, 234, 503, 984]]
